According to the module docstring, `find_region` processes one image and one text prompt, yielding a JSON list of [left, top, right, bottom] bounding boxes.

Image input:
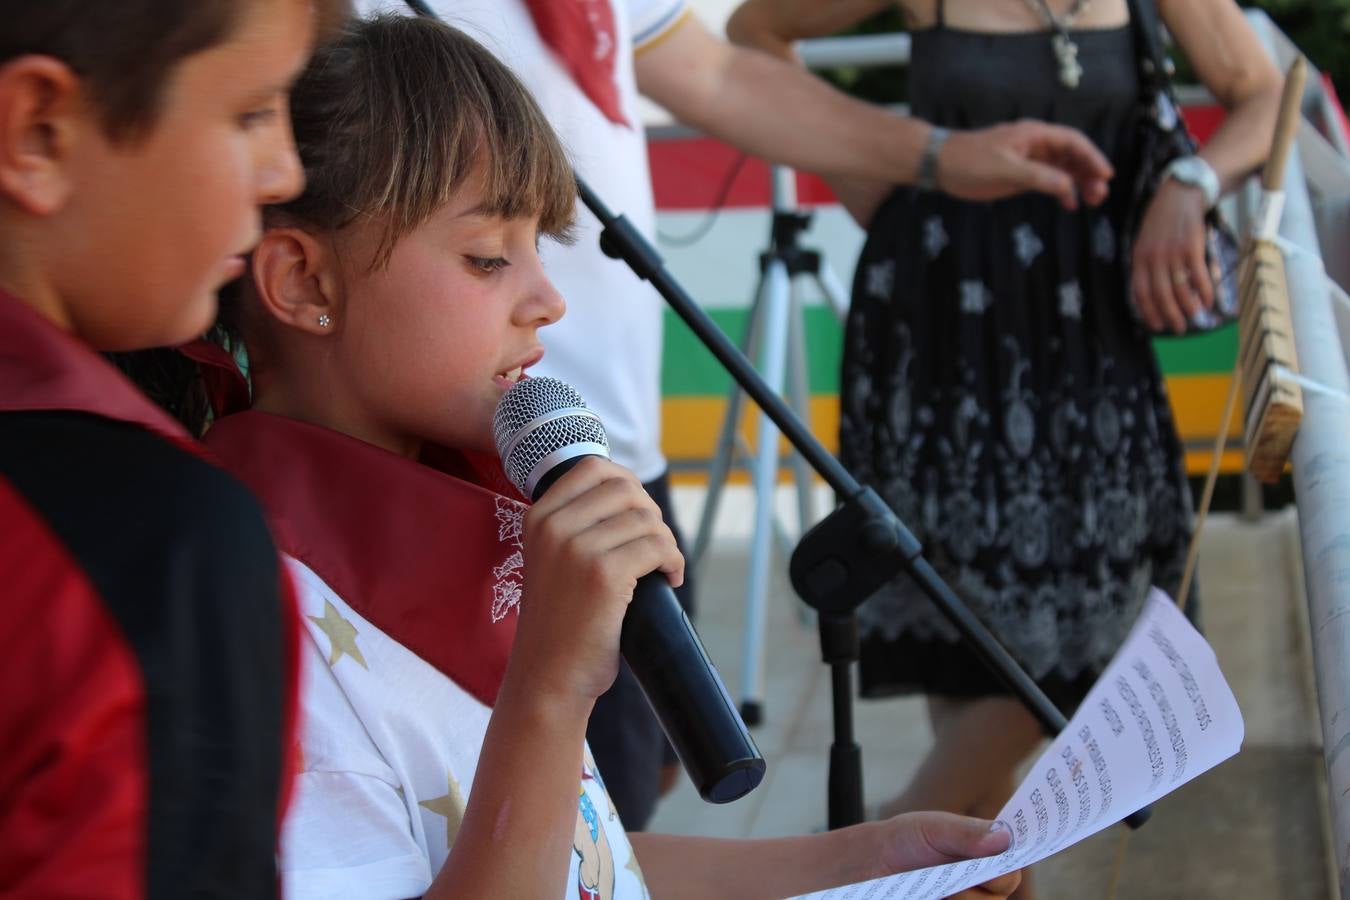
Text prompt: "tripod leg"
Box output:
[[786, 279, 817, 537], [689, 279, 766, 573], [740, 258, 792, 725], [814, 265, 851, 324], [785, 281, 821, 628]]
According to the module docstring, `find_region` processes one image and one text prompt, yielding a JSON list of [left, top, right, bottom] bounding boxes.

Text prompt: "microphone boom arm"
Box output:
[[576, 176, 1151, 831]]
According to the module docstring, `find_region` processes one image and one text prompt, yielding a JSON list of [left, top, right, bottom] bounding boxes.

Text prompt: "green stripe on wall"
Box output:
[[1152, 326, 1238, 374], [661, 309, 1236, 396], [662, 307, 843, 396]]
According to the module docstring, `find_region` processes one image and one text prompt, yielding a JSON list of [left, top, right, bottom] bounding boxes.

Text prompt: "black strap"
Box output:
[[935, 0, 945, 29], [1124, 0, 1172, 95]]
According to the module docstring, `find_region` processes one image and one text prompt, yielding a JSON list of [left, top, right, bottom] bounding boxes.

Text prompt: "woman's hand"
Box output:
[[1130, 179, 1215, 334], [871, 812, 1022, 897]]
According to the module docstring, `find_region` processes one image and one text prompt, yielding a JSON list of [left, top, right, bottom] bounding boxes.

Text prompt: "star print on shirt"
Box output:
[[307, 600, 368, 669], [419, 773, 468, 849]]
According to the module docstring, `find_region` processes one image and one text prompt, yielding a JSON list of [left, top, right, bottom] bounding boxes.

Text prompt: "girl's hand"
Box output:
[[872, 812, 1021, 898], [1130, 179, 1215, 334], [509, 458, 685, 710]]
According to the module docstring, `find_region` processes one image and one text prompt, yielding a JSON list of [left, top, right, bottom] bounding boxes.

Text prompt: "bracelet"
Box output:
[[917, 126, 950, 191]]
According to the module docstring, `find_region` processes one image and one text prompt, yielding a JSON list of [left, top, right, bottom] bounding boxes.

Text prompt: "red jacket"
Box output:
[[0, 291, 301, 899]]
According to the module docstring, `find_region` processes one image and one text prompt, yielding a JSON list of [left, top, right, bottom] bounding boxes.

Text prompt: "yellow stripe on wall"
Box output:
[[663, 373, 1245, 482], [1166, 374, 1244, 441]]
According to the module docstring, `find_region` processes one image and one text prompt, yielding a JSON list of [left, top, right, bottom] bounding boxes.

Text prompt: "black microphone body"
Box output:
[[497, 379, 766, 804]]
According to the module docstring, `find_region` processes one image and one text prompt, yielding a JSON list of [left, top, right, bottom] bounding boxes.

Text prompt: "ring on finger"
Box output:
[[1172, 269, 1190, 286]]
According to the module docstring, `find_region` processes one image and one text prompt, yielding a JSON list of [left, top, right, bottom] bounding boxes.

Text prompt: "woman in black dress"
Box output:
[[730, 0, 1279, 891]]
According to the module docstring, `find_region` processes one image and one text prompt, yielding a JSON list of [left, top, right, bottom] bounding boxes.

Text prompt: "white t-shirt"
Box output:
[[360, 0, 688, 482], [281, 557, 649, 900]]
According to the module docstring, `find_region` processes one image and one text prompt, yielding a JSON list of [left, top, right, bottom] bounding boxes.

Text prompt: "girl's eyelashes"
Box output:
[[466, 256, 510, 274], [239, 105, 281, 130]]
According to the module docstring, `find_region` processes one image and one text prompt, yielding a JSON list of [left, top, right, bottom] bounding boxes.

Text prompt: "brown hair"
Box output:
[[275, 13, 577, 267], [0, 0, 351, 142], [116, 13, 579, 434]]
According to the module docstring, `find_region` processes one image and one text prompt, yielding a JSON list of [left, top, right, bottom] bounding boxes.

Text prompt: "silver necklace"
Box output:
[[1021, 0, 1095, 88]]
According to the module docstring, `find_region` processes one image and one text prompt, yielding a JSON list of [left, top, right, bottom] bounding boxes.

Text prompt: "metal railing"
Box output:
[[1239, 13, 1350, 897]]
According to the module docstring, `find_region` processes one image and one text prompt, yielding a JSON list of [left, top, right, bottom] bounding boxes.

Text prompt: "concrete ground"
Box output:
[[648, 487, 1334, 899]]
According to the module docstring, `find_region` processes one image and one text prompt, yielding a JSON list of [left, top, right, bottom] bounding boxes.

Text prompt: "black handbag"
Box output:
[[1120, 0, 1240, 335]]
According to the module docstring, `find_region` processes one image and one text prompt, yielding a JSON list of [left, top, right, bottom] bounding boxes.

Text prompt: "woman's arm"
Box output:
[[1160, 0, 1283, 192], [629, 813, 1019, 899], [646, 11, 1112, 229], [724, 0, 906, 224], [1130, 0, 1282, 333], [725, 0, 894, 63]]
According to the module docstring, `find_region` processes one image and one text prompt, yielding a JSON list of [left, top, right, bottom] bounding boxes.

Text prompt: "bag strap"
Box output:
[[1125, 0, 1173, 96]]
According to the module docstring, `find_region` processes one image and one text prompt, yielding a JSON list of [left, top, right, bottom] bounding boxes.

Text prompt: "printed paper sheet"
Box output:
[[795, 589, 1244, 900]]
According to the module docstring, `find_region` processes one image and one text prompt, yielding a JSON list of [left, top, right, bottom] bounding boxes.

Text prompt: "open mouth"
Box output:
[[495, 347, 543, 388]]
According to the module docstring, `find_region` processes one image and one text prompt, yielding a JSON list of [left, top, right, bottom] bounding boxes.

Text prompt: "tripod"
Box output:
[[689, 166, 851, 725]]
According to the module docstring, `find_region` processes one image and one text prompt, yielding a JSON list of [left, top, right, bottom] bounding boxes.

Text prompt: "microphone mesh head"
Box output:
[[493, 377, 609, 495]]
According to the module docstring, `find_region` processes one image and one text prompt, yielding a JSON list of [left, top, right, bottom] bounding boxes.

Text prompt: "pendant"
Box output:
[[1051, 33, 1083, 89]]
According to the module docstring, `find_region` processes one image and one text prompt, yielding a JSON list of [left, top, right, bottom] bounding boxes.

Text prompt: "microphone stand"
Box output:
[[577, 177, 1152, 832]]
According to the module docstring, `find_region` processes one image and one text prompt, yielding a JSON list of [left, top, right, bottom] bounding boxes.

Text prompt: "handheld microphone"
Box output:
[[493, 377, 766, 803]]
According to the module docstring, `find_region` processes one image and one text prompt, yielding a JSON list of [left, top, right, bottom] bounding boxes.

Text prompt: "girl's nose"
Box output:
[[522, 272, 566, 326]]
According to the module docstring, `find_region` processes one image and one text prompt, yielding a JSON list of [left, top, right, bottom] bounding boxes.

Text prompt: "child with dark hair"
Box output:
[[165, 14, 1020, 899], [0, 1, 348, 897]]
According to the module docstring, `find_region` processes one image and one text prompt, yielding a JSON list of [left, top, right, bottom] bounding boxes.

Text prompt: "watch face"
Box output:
[[1168, 157, 1219, 207], [1171, 158, 1201, 183]]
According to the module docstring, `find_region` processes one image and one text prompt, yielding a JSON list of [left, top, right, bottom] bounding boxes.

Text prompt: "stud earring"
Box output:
[[317, 313, 332, 328]]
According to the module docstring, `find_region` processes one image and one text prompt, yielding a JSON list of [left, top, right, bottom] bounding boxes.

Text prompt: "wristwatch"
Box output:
[[1162, 156, 1220, 209], [917, 126, 950, 191]]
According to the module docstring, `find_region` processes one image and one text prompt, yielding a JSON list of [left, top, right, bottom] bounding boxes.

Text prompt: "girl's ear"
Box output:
[[250, 227, 340, 335], [0, 56, 84, 216]]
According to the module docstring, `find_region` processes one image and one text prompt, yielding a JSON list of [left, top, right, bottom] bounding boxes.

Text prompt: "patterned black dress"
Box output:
[[840, 8, 1196, 711]]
